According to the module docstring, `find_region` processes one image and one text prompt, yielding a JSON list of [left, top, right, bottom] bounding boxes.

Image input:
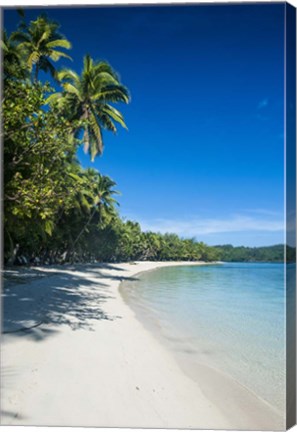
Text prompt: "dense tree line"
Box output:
[[214, 244, 295, 263], [3, 13, 127, 265]]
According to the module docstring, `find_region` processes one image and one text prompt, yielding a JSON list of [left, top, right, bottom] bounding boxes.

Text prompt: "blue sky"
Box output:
[[4, 4, 285, 246]]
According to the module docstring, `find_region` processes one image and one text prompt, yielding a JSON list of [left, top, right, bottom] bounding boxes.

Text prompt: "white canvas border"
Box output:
[[0, 2, 296, 432]]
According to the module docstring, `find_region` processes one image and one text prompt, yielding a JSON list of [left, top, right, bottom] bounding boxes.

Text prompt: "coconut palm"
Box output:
[[1, 30, 28, 79], [48, 54, 130, 161], [71, 169, 119, 249], [11, 14, 72, 81]]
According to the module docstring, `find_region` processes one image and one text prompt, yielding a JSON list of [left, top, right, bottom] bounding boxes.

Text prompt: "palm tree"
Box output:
[[141, 231, 162, 260], [1, 30, 28, 79], [71, 169, 119, 249], [48, 54, 130, 161], [11, 14, 72, 82]]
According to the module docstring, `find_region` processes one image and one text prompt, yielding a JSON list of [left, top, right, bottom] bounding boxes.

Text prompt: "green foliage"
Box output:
[[2, 14, 129, 265], [88, 219, 221, 263], [11, 14, 72, 81], [286, 245, 296, 263], [3, 78, 80, 261], [2, 30, 29, 80], [49, 54, 130, 160], [214, 244, 287, 262]]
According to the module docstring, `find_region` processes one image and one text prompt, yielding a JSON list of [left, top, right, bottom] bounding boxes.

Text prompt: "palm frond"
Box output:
[[47, 38, 72, 49], [57, 68, 80, 84], [93, 85, 130, 104], [102, 104, 128, 129], [38, 29, 52, 45], [93, 71, 121, 89], [27, 51, 39, 68], [49, 50, 72, 62], [94, 61, 120, 81], [39, 57, 56, 78], [1, 39, 8, 52], [99, 112, 117, 133], [10, 31, 31, 43], [83, 54, 93, 73], [88, 108, 103, 160], [17, 8, 25, 18], [45, 92, 62, 105], [62, 82, 81, 99]]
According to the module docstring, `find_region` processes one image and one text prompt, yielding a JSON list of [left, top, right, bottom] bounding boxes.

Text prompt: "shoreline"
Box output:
[[119, 263, 284, 429], [1, 261, 284, 429]]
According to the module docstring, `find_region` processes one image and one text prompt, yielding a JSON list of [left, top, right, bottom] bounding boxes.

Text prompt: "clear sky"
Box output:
[[4, 3, 286, 246]]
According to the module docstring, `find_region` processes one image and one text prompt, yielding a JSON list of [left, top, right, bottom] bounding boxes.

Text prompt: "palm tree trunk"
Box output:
[[64, 233, 74, 263], [34, 62, 39, 83], [6, 228, 19, 265], [72, 206, 98, 250]]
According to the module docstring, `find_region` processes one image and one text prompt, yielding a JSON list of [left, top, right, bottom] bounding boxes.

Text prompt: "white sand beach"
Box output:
[[1, 261, 284, 429]]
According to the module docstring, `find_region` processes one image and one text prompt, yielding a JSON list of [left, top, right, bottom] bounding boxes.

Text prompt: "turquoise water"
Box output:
[[121, 263, 285, 413]]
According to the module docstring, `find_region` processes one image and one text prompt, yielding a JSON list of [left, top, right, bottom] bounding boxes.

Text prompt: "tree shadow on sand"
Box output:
[[2, 264, 139, 340]]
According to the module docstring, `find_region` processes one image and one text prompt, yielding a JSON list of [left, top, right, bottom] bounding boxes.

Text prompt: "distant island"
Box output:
[[214, 244, 295, 263]]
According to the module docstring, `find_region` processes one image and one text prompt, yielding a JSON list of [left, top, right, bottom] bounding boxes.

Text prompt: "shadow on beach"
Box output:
[[2, 264, 139, 340]]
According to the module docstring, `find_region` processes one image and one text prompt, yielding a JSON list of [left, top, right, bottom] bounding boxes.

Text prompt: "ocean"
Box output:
[[121, 263, 286, 414]]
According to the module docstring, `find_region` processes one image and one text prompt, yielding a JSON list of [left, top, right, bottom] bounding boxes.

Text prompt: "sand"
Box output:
[[1, 261, 284, 429]]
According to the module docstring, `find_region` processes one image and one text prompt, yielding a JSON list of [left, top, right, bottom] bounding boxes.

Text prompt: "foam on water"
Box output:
[[121, 263, 286, 414]]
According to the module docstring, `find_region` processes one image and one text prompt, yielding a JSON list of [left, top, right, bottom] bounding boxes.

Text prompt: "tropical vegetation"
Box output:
[[10, 14, 72, 81], [214, 244, 295, 263], [48, 55, 130, 160]]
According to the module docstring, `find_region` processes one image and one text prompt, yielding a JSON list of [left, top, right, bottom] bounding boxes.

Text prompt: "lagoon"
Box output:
[[121, 263, 285, 415]]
